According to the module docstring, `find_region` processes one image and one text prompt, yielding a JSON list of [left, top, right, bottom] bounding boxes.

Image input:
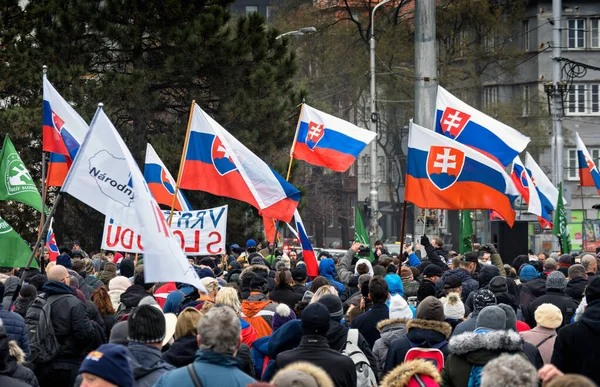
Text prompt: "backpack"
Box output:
[[404, 338, 446, 372], [114, 302, 134, 321], [342, 329, 377, 387], [25, 294, 70, 363]]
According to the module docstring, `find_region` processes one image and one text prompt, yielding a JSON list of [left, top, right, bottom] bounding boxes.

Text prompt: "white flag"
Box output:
[[61, 107, 205, 292]]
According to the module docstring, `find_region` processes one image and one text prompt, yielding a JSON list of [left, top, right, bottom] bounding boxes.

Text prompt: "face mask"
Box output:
[[479, 260, 492, 266]]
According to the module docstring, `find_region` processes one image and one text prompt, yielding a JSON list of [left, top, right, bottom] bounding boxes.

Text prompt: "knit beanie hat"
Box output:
[[109, 321, 129, 346], [497, 303, 517, 330], [250, 276, 269, 294], [272, 304, 297, 332], [546, 271, 567, 290], [109, 276, 132, 292], [389, 294, 414, 320], [488, 276, 507, 294], [57, 254, 72, 269], [534, 303, 563, 329], [400, 267, 414, 281], [475, 306, 506, 331], [127, 304, 166, 344], [84, 258, 95, 274], [586, 276, 600, 303], [78, 344, 133, 387], [442, 293, 465, 320], [416, 296, 445, 321], [301, 303, 330, 335], [519, 265, 538, 281], [292, 267, 307, 282], [473, 289, 497, 312], [318, 294, 344, 321]]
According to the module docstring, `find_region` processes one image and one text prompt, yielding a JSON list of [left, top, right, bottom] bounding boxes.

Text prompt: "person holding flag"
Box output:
[[45, 217, 59, 263]]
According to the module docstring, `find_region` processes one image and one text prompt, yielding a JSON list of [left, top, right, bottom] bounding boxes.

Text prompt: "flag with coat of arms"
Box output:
[[144, 143, 191, 211], [0, 136, 43, 212], [45, 217, 59, 262]]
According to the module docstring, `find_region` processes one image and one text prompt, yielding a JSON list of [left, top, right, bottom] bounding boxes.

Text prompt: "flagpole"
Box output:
[[38, 66, 48, 270], [581, 185, 586, 252], [399, 201, 407, 262], [168, 101, 195, 226], [286, 102, 305, 181], [22, 193, 63, 273]]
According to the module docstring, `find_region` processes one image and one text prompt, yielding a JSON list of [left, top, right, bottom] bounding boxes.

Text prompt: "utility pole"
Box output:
[[414, 0, 437, 235], [369, 0, 391, 242], [552, 0, 564, 185]]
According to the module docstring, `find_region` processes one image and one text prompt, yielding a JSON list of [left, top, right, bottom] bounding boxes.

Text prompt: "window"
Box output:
[[483, 86, 498, 111], [362, 155, 370, 178], [592, 19, 600, 48], [348, 162, 357, 177], [568, 19, 585, 48], [568, 147, 600, 180], [378, 156, 386, 181], [245, 6, 258, 16], [568, 84, 586, 114], [522, 20, 530, 51], [593, 85, 600, 113], [522, 85, 530, 116], [567, 84, 600, 115]]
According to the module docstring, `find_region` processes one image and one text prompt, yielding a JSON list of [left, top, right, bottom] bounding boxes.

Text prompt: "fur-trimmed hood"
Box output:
[[272, 361, 334, 387], [240, 264, 270, 278], [377, 318, 409, 332], [381, 358, 441, 387], [9, 340, 25, 363], [406, 318, 452, 339], [449, 330, 523, 356]]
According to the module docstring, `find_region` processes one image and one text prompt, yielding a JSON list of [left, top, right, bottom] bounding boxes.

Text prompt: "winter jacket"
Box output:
[[424, 243, 450, 271], [373, 318, 408, 379], [336, 248, 356, 286], [402, 279, 419, 299], [519, 277, 546, 307], [260, 319, 304, 381], [153, 282, 177, 309], [351, 303, 389, 348], [291, 283, 307, 294], [84, 275, 104, 292], [564, 277, 588, 303], [241, 293, 277, 339], [235, 343, 255, 378], [451, 312, 480, 336], [436, 268, 478, 303], [384, 318, 452, 375], [276, 335, 357, 387], [326, 319, 377, 369], [1, 341, 38, 387], [524, 289, 578, 329], [2, 277, 20, 310], [552, 299, 600, 383], [269, 284, 302, 310], [155, 349, 256, 387], [35, 281, 95, 363], [127, 342, 174, 387], [240, 318, 258, 347], [0, 306, 29, 357], [310, 258, 344, 293], [115, 285, 148, 320], [441, 330, 526, 387], [520, 326, 557, 364], [417, 279, 438, 303], [162, 335, 197, 368]]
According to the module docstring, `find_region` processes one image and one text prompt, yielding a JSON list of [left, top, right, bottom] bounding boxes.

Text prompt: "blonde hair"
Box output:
[[175, 307, 202, 338], [215, 287, 241, 315], [310, 285, 338, 303], [45, 261, 56, 272]]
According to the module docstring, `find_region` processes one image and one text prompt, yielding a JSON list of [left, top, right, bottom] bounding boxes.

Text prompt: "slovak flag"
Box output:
[[43, 76, 89, 186], [435, 86, 530, 167], [406, 121, 519, 226], [576, 132, 600, 193], [144, 143, 191, 211], [511, 156, 551, 228], [45, 217, 59, 262], [293, 104, 376, 172], [293, 210, 318, 277], [524, 152, 563, 228], [179, 104, 301, 222]]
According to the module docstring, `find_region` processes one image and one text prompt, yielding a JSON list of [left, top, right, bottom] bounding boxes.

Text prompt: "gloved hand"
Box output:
[[420, 235, 430, 247], [483, 243, 497, 254]]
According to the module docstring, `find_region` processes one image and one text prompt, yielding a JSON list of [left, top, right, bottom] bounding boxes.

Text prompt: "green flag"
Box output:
[[0, 136, 43, 212], [553, 181, 571, 254], [354, 205, 375, 262], [459, 210, 473, 254], [0, 216, 37, 268]]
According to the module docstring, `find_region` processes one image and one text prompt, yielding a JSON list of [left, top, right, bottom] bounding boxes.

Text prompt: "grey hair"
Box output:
[[480, 353, 537, 387], [568, 264, 586, 279], [197, 306, 240, 354]]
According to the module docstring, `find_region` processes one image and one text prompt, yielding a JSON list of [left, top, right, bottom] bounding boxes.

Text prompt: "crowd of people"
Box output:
[[0, 236, 598, 386]]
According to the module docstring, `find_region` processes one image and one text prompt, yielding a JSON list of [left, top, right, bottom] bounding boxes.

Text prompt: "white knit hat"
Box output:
[[442, 293, 465, 320], [389, 294, 413, 319], [534, 303, 563, 329]]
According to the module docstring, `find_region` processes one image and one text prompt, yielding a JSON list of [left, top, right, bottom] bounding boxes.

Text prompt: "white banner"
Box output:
[[102, 205, 228, 255]]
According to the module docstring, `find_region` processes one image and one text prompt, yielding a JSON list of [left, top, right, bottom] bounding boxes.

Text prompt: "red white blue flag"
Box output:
[[524, 152, 563, 229], [179, 104, 300, 222], [293, 104, 376, 172], [576, 132, 600, 194], [45, 217, 59, 262], [406, 121, 519, 226], [511, 155, 551, 228], [293, 210, 318, 277], [435, 86, 530, 167], [144, 143, 191, 211]]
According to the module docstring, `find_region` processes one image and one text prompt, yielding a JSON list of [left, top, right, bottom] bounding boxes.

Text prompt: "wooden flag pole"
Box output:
[[286, 102, 305, 181], [168, 101, 195, 226], [38, 65, 49, 274], [399, 201, 408, 259], [581, 185, 586, 252]]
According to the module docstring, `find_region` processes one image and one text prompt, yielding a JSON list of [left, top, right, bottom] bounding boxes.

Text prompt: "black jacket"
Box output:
[[552, 299, 600, 384], [162, 336, 197, 368], [84, 275, 104, 292], [291, 284, 307, 295], [351, 303, 389, 348], [519, 277, 546, 308], [1, 342, 39, 387], [424, 244, 450, 271], [276, 335, 357, 387], [417, 279, 438, 303], [326, 319, 377, 370], [384, 318, 452, 375], [268, 285, 302, 310], [524, 289, 578, 328], [40, 281, 95, 362], [564, 277, 588, 303]]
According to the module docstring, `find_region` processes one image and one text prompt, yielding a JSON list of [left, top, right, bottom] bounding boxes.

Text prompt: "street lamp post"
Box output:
[[368, 0, 391, 242], [276, 27, 317, 40]]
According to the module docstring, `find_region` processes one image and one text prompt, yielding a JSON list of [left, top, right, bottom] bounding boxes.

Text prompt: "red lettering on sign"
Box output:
[[121, 229, 134, 250], [207, 231, 223, 254], [106, 225, 121, 248], [184, 230, 200, 253]]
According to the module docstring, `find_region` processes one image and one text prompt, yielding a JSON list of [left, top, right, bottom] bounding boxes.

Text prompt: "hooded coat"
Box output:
[[436, 268, 478, 303], [519, 277, 546, 307], [0, 340, 38, 387], [127, 342, 174, 387], [524, 289, 578, 329], [240, 293, 277, 339], [325, 319, 377, 369], [373, 319, 408, 379], [564, 277, 588, 303], [380, 358, 441, 387], [384, 318, 452, 375], [315, 259, 344, 293], [441, 330, 526, 387]]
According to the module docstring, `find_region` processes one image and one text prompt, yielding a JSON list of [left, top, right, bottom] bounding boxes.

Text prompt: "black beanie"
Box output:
[[318, 294, 344, 321], [586, 276, 600, 303], [301, 302, 330, 335], [250, 276, 268, 293], [127, 305, 165, 344]]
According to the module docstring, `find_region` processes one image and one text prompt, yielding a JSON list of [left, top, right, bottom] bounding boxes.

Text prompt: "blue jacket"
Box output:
[[155, 349, 256, 387], [0, 306, 29, 357], [261, 320, 303, 380], [127, 342, 174, 387], [407, 253, 421, 267], [250, 335, 270, 378], [314, 258, 345, 293]]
